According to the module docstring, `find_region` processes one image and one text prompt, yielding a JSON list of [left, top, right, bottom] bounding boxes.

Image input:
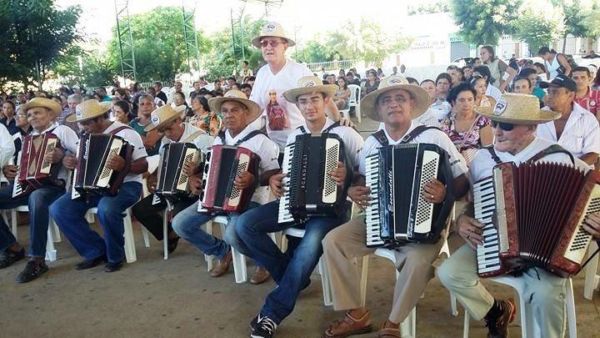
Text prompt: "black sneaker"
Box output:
[[167, 236, 180, 254], [251, 316, 278, 338], [16, 260, 48, 283], [485, 298, 516, 338], [75, 255, 106, 270], [0, 248, 25, 269], [249, 314, 261, 330], [104, 260, 124, 273]]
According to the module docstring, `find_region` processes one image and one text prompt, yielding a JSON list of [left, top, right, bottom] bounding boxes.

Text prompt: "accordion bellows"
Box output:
[[155, 143, 202, 199]]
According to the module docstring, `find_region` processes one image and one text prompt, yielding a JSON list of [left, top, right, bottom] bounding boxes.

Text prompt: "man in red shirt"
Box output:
[[572, 66, 600, 118]]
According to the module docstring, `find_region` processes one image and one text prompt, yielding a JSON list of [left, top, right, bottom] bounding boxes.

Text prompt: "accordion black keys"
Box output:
[[14, 133, 61, 197], [278, 133, 346, 223], [365, 143, 454, 247], [72, 133, 134, 197], [475, 162, 600, 278], [155, 143, 202, 199], [198, 145, 259, 213]]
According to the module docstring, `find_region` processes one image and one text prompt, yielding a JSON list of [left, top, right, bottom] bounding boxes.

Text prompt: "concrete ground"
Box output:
[[1, 115, 600, 338]]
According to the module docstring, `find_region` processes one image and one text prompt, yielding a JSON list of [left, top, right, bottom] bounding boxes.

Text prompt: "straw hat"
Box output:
[[66, 99, 111, 123], [251, 21, 296, 48], [208, 90, 262, 122], [361, 75, 430, 122], [283, 76, 337, 103], [474, 93, 560, 125], [145, 104, 186, 132], [20, 97, 62, 116]]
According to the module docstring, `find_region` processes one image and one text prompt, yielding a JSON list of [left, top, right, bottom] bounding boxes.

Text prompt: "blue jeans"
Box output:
[[50, 182, 142, 264], [0, 183, 64, 256], [171, 201, 257, 259], [235, 200, 344, 324]]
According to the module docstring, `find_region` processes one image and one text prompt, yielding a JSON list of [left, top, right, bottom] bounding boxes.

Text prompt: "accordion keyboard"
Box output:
[[278, 143, 295, 223], [322, 138, 340, 203], [229, 154, 250, 204], [365, 153, 384, 247], [176, 152, 194, 187], [473, 176, 502, 275], [40, 139, 57, 174]]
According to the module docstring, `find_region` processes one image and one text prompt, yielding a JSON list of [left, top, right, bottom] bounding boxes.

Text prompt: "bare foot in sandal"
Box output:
[[323, 309, 373, 338]]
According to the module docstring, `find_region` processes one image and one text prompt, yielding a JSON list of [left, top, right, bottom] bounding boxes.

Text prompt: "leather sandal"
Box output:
[[323, 311, 372, 338], [377, 322, 401, 338]]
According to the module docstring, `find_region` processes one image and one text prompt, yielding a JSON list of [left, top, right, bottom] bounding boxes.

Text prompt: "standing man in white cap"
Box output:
[[0, 98, 78, 283], [322, 76, 468, 338], [50, 99, 148, 273], [250, 21, 341, 150], [437, 93, 596, 338]]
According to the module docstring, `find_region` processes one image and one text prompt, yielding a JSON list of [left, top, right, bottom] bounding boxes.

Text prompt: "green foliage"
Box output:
[[0, 0, 81, 90], [585, 6, 600, 39], [294, 39, 337, 63], [408, 1, 450, 15], [562, 0, 589, 38], [513, 5, 565, 55], [450, 0, 522, 45]]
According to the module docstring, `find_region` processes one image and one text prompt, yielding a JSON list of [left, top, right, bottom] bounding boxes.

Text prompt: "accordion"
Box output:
[[155, 143, 202, 199], [198, 145, 259, 213], [278, 133, 346, 224], [72, 133, 134, 197], [474, 162, 600, 278], [14, 133, 61, 197], [365, 144, 454, 248]]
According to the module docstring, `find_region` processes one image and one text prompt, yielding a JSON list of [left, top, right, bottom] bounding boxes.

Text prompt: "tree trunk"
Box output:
[[562, 35, 567, 54]]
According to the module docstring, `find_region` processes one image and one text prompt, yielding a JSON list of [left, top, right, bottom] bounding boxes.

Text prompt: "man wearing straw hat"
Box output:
[[170, 90, 280, 280], [321, 75, 469, 338], [250, 21, 342, 150], [131, 104, 213, 254], [236, 76, 363, 338], [50, 99, 148, 273], [437, 93, 596, 338], [0, 98, 78, 283]]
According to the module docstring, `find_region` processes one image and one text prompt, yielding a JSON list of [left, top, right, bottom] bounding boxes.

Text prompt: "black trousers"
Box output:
[[132, 194, 196, 241]]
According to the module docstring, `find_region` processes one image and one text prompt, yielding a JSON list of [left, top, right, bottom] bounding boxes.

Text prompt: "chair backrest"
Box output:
[[348, 84, 361, 107]]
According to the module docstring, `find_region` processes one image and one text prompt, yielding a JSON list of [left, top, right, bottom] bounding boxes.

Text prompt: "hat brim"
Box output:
[[361, 85, 430, 122], [474, 106, 561, 124], [22, 100, 62, 117], [251, 36, 296, 48], [282, 85, 337, 103], [144, 113, 181, 132], [66, 102, 111, 123], [208, 97, 262, 123]]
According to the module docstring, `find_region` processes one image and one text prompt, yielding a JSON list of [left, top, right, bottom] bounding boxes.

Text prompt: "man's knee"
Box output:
[[436, 259, 458, 289]]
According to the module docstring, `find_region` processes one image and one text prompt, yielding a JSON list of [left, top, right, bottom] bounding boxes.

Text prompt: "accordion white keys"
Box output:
[[14, 133, 60, 198]]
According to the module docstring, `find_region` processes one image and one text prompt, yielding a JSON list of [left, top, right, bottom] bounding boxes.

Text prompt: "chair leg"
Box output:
[[463, 311, 470, 338], [232, 247, 248, 283], [360, 255, 369, 307], [584, 242, 599, 300], [45, 227, 57, 262], [205, 221, 214, 272], [162, 210, 169, 260], [451, 293, 459, 316], [400, 307, 416, 338], [11, 209, 18, 239], [356, 105, 362, 124], [123, 210, 137, 263], [565, 278, 577, 338], [51, 220, 61, 243], [142, 228, 151, 248], [318, 256, 333, 306]]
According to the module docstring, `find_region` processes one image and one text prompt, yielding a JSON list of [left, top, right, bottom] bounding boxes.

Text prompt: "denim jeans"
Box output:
[[0, 183, 64, 256], [171, 201, 258, 259], [50, 182, 142, 264], [235, 200, 344, 324]]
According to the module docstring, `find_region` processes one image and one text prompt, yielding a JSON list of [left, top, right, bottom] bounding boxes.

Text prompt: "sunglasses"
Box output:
[[491, 120, 515, 131], [260, 40, 282, 48]]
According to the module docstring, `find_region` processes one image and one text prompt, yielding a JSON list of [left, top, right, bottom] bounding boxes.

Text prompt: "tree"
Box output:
[[450, 0, 522, 45], [294, 39, 336, 64], [0, 0, 81, 90], [513, 4, 565, 55], [557, 0, 590, 53]]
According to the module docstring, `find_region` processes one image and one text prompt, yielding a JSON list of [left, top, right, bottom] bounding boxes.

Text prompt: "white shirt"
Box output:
[[159, 122, 214, 155], [285, 118, 364, 169], [0, 123, 15, 183], [536, 103, 600, 167], [359, 121, 468, 179], [545, 56, 561, 80], [103, 121, 148, 184], [250, 59, 313, 149], [428, 99, 451, 121], [31, 123, 79, 182], [470, 137, 588, 183], [485, 84, 502, 102], [415, 107, 443, 128]]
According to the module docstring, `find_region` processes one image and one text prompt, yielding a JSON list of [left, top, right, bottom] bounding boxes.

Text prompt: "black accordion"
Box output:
[[278, 133, 346, 223], [72, 133, 133, 197], [365, 143, 454, 247], [155, 143, 202, 200]]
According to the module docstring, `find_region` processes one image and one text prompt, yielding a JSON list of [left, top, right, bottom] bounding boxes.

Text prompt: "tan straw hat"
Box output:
[[283, 76, 337, 103], [67, 99, 111, 123], [251, 21, 296, 48], [361, 75, 430, 122], [474, 93, 560, 125], [145, 104, 187, 132], [208, 90, 262, 122], [21, 97, 62, 116]]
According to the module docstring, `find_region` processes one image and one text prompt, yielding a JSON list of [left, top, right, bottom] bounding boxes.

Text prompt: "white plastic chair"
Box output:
[[462, 276, 577, 338], [340, 84, 362, 123], [584, 241, 599, 300], [86, 207, 139, 263], [9, 206, 61, 262]]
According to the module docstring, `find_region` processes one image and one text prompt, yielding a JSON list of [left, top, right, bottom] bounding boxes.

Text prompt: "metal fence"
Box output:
[[305, 60, 358, 73]]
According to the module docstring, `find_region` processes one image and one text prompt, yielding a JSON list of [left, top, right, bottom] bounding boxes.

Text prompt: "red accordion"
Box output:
[[14, 133, 61, 197], [474, 162, 600, 278], [198, 145, 259, 213]]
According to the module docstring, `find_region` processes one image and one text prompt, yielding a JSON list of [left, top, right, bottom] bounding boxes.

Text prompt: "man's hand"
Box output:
[[2, 165, 18, 179], [269, 172, 285, 198], [106, 154, 126, 172], [423, 179, 446, 204], [62, 154, 78, 170], [183, 159, 199, 177], [143, 129, 163, 149], [45, 148, 65, 164], [146, 173, 157, 194], [339, 117, 355, 128], [188, 175, 203, 195], [329, 161, 346, 186], [457, 214, 484, 249], [584, 212, 600, 239], [348, 186, 371, 209], [234, 171, 255, 190]]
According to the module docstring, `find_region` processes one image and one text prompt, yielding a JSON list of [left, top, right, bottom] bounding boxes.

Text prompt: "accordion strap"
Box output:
[[218, 129, 266, 147], [485, 146, 502, 164], [526, 144, 575, 165], [298, 121, 341, 135], [400, 125, 439, 144], [108, 125, 133, 136], [372, 129, 388, 146]]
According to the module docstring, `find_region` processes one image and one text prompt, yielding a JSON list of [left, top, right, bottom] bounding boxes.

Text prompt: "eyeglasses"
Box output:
[[260, 39, 282, 48], [491, 120, 515, 131]]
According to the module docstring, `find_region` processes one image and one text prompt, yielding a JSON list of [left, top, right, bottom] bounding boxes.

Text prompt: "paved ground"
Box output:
[[1, 115, 600, 338]]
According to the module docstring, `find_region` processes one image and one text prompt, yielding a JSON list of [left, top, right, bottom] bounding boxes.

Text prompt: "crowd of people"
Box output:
[[1, 20, 600, 338]]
